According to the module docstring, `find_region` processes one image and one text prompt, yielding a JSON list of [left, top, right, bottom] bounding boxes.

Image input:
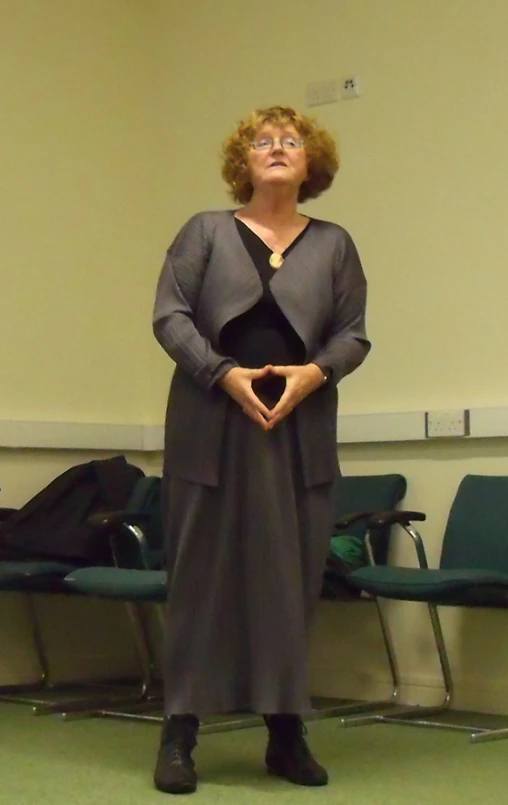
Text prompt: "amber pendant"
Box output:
[[269, 252, 284, 269]]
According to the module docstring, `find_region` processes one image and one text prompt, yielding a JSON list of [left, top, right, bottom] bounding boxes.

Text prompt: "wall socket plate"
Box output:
[[305, 79, 339, 107], [342, 75, 361, 100], [425, 409, 470, 439]]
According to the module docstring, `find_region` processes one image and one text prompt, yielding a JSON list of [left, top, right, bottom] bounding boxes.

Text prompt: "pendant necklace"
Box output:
[[269, 252, 284, 269]]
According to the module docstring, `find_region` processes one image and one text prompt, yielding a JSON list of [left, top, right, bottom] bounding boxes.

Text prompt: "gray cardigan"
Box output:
[[153, 210, 370, 487]]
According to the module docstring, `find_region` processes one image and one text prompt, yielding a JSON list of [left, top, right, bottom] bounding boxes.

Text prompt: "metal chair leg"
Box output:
[[34, 600, 160, 717], [342, 600, 454, 729], [74, 600, 166, 723], [1, 591, 154, 712], [312, 595, 401, 720], [0, 593, 50, 704], [315, 521, 403, 722], [321, 528, 402, 719], [471, 727, 508, 744], [341, 595, 508, 742]]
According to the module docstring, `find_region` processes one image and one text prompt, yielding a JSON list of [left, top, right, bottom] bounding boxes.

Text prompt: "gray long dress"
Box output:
[[161, 221, 336, 716]]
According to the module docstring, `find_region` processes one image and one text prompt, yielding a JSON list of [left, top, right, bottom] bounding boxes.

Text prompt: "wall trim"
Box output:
[[1, 407, 508, 451]]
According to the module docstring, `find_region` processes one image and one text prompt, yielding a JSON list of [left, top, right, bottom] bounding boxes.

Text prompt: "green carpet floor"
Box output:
[[0, 702, 506, 804]]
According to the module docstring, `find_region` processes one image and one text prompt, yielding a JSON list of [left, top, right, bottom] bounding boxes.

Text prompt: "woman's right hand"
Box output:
[[218, 366, 273, 430]]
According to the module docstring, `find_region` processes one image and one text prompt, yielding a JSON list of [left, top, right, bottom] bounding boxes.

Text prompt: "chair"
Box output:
[[0, 503, 153, 711], [58, 473, 407, 731], [29, 503, 165, 717], [0, 558, 78, 702], [1, 506, 77, 703], [342, 474, 508, 743]]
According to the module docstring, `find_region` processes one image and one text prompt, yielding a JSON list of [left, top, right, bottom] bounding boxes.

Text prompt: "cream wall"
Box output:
[[2, 0, 508, 713], [1, 0, 167, 424]]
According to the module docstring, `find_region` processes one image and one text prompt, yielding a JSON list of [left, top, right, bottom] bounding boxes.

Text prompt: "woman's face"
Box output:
[[245, 122, 308, 196]]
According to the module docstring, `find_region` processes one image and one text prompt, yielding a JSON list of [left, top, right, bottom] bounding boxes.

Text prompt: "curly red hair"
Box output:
[[221, 105, 339, 205]]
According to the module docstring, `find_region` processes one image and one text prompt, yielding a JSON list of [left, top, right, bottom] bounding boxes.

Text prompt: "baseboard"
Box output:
[[310, 667, 508, 715]]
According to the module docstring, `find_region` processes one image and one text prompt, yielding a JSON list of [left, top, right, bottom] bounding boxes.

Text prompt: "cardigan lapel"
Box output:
[[197, 212, 262, 340], [270, 219, 333, 355]]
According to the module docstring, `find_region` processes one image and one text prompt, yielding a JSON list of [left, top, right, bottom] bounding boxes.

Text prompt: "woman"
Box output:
[[152, 105, 370, 795]]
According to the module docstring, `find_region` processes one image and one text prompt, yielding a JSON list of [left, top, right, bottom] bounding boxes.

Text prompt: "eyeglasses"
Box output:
[[250, 135, 305, 151]]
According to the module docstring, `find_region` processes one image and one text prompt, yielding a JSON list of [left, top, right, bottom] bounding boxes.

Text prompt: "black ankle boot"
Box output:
[[154, 715, 200, 794], [264, 715, 328, 787]]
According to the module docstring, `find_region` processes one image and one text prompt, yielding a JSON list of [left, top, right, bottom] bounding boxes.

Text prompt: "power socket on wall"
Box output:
[[342, 75, 361, 99], [425, 410, 470, 439], [305, 79, 339, 107], [305, 75, 361, 107]]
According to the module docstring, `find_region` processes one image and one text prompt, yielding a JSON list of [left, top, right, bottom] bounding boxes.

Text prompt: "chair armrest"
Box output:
[[334, 511, 377, 531], [335, 510, 425, 532], [365, 511, 430, 569], [87, 511, 151, 531], [366, 510, 426, 529], [87, 511, 152, 569]]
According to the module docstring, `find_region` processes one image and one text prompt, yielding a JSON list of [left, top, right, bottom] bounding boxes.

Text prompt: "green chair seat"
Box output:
[[348, 565, 508, 603], [64, 567, 167, 602], [0, 561, 76, 590]]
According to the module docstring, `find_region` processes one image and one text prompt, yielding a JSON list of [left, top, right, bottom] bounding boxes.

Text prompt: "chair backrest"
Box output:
[[334, 474, 407, 564], [112, 477, 163, 569], [440, 475, 508, 572]]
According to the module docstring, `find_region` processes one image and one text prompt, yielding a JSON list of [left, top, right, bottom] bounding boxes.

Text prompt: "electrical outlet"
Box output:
[[305, 79, 339, 108], [425, 410, 470, 439], [342, 75, 361, 100]]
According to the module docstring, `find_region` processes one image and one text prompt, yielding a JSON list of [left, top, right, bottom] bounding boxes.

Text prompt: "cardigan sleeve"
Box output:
[[153, 213, 237, 390], [312, 229, 371, 385]]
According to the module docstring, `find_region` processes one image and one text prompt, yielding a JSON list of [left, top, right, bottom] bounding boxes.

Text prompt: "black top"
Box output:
[[219, 218, 310, 402]]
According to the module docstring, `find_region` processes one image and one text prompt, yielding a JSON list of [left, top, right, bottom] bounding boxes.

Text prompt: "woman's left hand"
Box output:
[[265, 364, 326, 429]]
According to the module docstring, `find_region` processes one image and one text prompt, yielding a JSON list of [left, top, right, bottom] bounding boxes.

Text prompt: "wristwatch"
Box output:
[[316, 365, 331, 384]]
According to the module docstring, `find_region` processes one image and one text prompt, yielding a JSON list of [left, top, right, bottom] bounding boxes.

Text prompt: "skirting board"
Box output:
[[0, 407, 508, 452], [311, 670, 508, 714]]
